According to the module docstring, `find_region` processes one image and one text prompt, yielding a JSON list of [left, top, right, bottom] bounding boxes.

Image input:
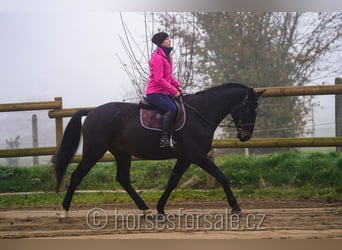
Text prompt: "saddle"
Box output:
[[139, 97, 186, 131]]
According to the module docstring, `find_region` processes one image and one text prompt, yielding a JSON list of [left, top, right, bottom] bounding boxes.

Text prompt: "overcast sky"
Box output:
[[0, 12, 144, 108]]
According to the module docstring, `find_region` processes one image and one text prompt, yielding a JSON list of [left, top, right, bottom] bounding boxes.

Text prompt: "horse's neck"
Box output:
[[188, 86, 247, 126]]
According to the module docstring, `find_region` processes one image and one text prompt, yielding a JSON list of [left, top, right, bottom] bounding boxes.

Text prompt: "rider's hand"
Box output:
[[174, 91, 181, 97], [178, 87, 184, 94]]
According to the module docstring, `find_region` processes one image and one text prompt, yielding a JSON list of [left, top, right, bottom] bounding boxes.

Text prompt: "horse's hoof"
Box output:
[[56, 208, 68, 219]]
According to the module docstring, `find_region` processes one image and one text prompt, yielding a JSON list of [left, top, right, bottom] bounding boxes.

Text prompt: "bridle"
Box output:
[[228, 95, 259, 133]]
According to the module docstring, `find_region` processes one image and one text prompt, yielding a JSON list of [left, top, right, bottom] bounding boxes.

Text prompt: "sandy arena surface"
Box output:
[[0, 199, 341, 239]]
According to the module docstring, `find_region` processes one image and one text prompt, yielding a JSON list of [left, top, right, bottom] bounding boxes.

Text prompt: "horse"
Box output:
[[54, 83, 265, 218]]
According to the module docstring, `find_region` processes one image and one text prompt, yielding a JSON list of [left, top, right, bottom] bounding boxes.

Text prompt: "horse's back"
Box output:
[[87, 102, 138, 118], [82, 102, 139, 133]]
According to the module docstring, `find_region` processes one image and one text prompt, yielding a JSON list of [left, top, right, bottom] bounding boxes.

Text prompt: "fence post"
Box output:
[[53, 97, 65, 191], [336, 77, 342, 152], [32, 114, 39, 165], [54, 97, 64, 147]]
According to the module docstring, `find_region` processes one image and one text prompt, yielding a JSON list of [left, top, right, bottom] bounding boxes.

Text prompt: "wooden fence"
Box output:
[[1, 79, 342, 162]]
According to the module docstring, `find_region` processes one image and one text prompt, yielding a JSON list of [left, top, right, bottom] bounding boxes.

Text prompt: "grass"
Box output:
[[0, 186, 339, 208], [217, 151, 342, 189], [0, 150, 341, 207]]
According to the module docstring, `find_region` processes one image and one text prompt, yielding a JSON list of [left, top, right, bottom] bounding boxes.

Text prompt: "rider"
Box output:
[[146, 32, 184, 148]]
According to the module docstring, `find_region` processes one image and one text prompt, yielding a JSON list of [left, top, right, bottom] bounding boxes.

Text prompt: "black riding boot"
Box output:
[[160, 112, 174, 148]]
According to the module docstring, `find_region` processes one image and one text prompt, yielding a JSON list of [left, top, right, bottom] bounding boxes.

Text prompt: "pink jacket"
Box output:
[[146, 47, 181, 96]]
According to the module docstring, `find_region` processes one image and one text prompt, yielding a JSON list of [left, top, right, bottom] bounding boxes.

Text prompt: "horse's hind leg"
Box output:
[[111, 149, 149, 212], [61, 148, 107, 215]]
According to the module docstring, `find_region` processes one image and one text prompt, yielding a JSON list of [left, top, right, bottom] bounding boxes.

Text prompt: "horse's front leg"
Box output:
[[157, 158, 191, 216], [195, 156, 241, 214]]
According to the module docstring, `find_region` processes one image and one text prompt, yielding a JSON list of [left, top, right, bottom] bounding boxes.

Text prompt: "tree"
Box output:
[[157, 12, 341, 141]]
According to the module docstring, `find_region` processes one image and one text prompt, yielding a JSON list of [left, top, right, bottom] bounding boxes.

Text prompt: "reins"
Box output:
[[182, 99, 241, 129], [181, 95, 257, 130]]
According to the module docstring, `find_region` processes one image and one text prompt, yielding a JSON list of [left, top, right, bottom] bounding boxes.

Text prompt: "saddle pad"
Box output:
[[140, 102, 186, 131]]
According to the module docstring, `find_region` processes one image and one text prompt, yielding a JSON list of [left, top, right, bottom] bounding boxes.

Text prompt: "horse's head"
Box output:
[[231, 88, 265, 142]]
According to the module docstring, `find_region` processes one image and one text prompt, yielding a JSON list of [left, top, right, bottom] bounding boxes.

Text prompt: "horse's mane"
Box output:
[[185, 83, 250, 99]]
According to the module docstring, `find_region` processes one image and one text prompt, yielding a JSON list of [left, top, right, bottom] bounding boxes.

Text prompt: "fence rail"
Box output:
[[0, 137, 341, 160], [256, 84, 342, 97], [212, 137, 342, 148], [0, 98, 62, 112], [0, 79, 341, 161], [49, 107, 94, 119], [0, 147, 57, 158], [47, 84, 342, 119]]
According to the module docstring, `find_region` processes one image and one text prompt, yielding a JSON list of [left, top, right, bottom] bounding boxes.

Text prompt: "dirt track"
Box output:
[[0, 199, 341, 239]]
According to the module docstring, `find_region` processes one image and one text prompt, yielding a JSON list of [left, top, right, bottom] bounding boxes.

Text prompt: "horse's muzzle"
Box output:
[[238, 130, 251, 142]]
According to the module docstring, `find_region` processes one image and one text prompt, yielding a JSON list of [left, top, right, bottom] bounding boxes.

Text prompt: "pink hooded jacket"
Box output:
[[146, 47, 181, 96]]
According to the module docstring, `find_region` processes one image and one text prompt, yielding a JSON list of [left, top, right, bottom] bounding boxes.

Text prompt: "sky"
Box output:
[[0, 4, 340, 163], [0, 12, 142, 107]]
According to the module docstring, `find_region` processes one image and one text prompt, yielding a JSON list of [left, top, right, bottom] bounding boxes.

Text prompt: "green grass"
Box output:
[[0, 165, 56, 192], [0, 150, 341, 207], [217, 151, 342, 189], [0, 186, 340, 208]]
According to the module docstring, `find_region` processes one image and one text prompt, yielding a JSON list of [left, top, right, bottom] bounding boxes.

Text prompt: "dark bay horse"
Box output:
[[55, 83, 264, 217]]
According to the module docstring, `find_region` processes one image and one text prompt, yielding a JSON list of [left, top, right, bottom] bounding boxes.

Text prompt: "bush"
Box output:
[[0, 165, 55, 192], [218, 151, 342, 190]]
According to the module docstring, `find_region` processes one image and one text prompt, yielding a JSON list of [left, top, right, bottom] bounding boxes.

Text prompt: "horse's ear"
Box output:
[[257, 89, 266, 97]]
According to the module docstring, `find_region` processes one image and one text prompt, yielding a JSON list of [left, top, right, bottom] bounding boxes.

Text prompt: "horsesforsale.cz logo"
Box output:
[[86, 208, 109, 230], [85, 207, 266, 231]]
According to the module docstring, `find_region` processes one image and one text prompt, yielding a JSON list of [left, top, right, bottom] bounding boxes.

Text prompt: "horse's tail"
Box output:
[[54, 109, 89, 192]]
